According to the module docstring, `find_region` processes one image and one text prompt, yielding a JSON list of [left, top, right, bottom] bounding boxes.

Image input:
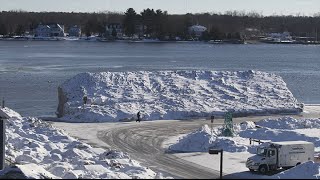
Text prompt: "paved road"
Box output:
[[52, 106, 320, 179], [96, 116, 282, 179], [97, 119, 224, 179]]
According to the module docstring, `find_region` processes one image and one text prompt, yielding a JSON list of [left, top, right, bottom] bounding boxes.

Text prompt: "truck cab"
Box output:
[[246, 141, 314, 174], [246, 144, 277, 173]]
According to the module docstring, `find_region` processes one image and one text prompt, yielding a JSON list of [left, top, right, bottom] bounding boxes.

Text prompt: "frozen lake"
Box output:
[[0, 40, 319, 117]]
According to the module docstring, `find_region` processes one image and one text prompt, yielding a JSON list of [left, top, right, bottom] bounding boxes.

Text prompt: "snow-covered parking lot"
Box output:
[[51, 106, 320, 179], [164, 116, 320, 179], [1, 106, 320, 179]]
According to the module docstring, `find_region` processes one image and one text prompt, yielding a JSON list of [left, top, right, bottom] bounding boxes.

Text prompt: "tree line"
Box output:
[[1, 9, 320, 40]]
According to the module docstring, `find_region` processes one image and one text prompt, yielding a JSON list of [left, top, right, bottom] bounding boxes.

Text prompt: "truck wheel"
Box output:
[[258, 165, 268, 174], [249, 169, 255, 172]]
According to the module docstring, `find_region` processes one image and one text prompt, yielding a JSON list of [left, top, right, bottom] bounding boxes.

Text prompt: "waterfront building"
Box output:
[[34, 24, 51, 37], [68, 25, 81, 37], [188, 25, 207, 37], [105, 23, 123, 38], [267, 31, 293, 42], [35, 23, 65, 37]]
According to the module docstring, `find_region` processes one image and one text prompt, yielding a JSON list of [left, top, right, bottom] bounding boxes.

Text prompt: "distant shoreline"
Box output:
[[1, 37, 320, 45]]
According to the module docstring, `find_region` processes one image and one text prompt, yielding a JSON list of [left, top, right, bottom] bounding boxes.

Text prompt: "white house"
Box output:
[[35, 25, 51, 37], [68, 25, 81, 37], [35, 23, 65, 37], [105, 23, 123, 38], [267, 31, 293, 42], [188, 25, 207, 37]]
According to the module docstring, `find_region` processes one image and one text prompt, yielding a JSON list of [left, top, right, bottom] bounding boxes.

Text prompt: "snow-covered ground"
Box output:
[[165, 117, 320, 179], [0, 107, 171, 179], [57, 70, 303, 122], [1, 70, 316, 178], [1, 105, 320, 179]]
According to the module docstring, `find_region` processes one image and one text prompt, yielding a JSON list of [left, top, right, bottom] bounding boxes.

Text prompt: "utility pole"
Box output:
[[0, 97, 5, 170], [0, 118, 5, 170], [316, 27, 318, 42], [210, 115, 214, 136], [1, 98, 4, 108], [209, 149, 223, 179]]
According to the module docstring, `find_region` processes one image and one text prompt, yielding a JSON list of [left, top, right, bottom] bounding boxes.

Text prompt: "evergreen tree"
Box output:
[[234, 32, 241, 40], [123, 8, 137, 37], [0, 24, 7, 35], [183, 13, 194, 40], [96, 22, 105, 37], [15, 24, 25, 36], [154, 9, 169, 40], [201, 30, 210, 41], [112, 27, 117, 38], [141, 8, 156, 38], [84, 21, 92, 37], [227, 33, 232, 39], [209, 26, 224, 40]]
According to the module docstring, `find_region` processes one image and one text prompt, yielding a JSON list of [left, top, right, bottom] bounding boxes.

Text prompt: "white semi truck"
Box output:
[[246, 141, 314, 174]]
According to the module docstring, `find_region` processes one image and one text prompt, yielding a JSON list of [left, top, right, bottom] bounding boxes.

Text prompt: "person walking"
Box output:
[[82, 95, 88, 110], [136, 111, 141, 122], [83, 95, 88, 105]]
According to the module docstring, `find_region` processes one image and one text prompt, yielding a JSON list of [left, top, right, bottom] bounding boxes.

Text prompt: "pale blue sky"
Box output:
[[0, 0, 319, 16]]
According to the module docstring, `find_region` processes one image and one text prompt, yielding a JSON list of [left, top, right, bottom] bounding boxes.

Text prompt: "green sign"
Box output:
[[223, 112, 234, 137], [224, 112, 232, 123]]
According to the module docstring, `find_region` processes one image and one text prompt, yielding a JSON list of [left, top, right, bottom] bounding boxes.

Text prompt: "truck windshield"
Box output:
[[257, 148, 267, 156]]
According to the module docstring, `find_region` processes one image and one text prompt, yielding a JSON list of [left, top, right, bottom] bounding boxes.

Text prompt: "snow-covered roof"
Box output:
[[189, 25, 207, 32]]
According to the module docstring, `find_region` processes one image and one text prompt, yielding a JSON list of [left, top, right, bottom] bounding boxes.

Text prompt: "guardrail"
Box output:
[[249, 138, 265, 145]]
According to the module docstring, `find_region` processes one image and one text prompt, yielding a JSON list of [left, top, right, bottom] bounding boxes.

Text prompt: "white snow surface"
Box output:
[[169, 117, 320, 152], [256, 116, 320, 129], [1, 108, 170, 179], [168, 117, 320, 178], [270, 161, 320, 179], [0, 107, 22, 119], [58, 70, 302, 122]]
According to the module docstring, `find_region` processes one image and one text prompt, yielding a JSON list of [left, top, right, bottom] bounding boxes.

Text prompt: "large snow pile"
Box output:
[[56, 70, 303, 122], [270, 161, 320, 179], [169, 125, 248, 153], [256, 116, 320, 129], [169, 117, 320, 153], [0, 107, 170, 179], [240, 117, 320, 149]]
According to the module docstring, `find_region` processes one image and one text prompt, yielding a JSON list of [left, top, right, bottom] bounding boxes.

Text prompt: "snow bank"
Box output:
[[166, 117, 320, 179], [57, 70, 303, 122], [270, 161, 320, 179], [256, 116, 320, 129], [169, 124, 249, 153], [2, 108, 170, 179], [169, 117, 320, 153], [0, 107, 22, 119]]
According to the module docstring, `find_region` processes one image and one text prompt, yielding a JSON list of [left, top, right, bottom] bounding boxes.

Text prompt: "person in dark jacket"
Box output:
[[136, 111, 141, 122], [83, 95, 88, 105]]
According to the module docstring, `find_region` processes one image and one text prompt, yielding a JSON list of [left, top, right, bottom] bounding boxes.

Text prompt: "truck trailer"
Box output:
[[246, 141, 314, 174]]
